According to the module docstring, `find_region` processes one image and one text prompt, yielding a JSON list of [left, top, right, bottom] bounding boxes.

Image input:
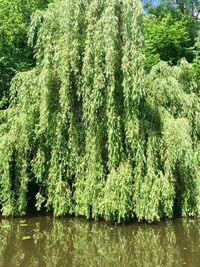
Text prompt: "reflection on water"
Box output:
[[0, 216, 200, 267]]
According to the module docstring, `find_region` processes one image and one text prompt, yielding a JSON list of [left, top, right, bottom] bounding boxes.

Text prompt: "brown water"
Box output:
[[0, 216, 200, 267]]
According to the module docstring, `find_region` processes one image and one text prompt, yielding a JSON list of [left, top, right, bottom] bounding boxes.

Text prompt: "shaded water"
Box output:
[[0, 216, 200, 267]]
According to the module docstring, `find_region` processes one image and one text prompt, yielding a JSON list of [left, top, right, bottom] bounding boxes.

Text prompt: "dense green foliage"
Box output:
[[0, 0, 199, 222], [0, 0, 53, 107], [0, 0, 199, 103], [144, 0, 200, 70]]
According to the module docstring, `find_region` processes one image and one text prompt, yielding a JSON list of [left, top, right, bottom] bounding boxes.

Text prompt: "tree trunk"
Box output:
[[176, 0, 185, 13]]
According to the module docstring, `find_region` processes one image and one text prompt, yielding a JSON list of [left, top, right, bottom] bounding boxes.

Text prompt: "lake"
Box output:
[[0, 216, 200, 266]]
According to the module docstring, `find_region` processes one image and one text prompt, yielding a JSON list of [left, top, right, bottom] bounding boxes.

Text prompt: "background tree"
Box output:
[[143, 0, 200, 70], [0, 0, 53, 108], [143, 0, 200, 17]]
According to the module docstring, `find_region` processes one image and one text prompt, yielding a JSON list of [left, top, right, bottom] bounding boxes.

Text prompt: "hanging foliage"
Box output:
[[0, 0, 199, 222]]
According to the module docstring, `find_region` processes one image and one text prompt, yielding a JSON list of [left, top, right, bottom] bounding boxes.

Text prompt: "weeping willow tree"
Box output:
[[0, 0, 199, 222]]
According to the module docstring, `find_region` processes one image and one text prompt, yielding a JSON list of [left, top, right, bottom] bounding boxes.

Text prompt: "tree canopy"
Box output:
[[143, 0, 200, 70], [0, 0, 199, 222]]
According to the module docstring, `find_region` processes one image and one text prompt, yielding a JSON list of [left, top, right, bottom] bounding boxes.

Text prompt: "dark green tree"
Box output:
[[143, 0, 200, 70], [0, 0, 53, 108]]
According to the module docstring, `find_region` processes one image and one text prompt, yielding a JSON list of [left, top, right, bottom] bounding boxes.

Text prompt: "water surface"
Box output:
[[0, 216, 199, 267]]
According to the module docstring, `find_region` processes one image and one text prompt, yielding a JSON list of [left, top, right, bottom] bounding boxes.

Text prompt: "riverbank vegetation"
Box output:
[[0, 0, 200, 222]]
